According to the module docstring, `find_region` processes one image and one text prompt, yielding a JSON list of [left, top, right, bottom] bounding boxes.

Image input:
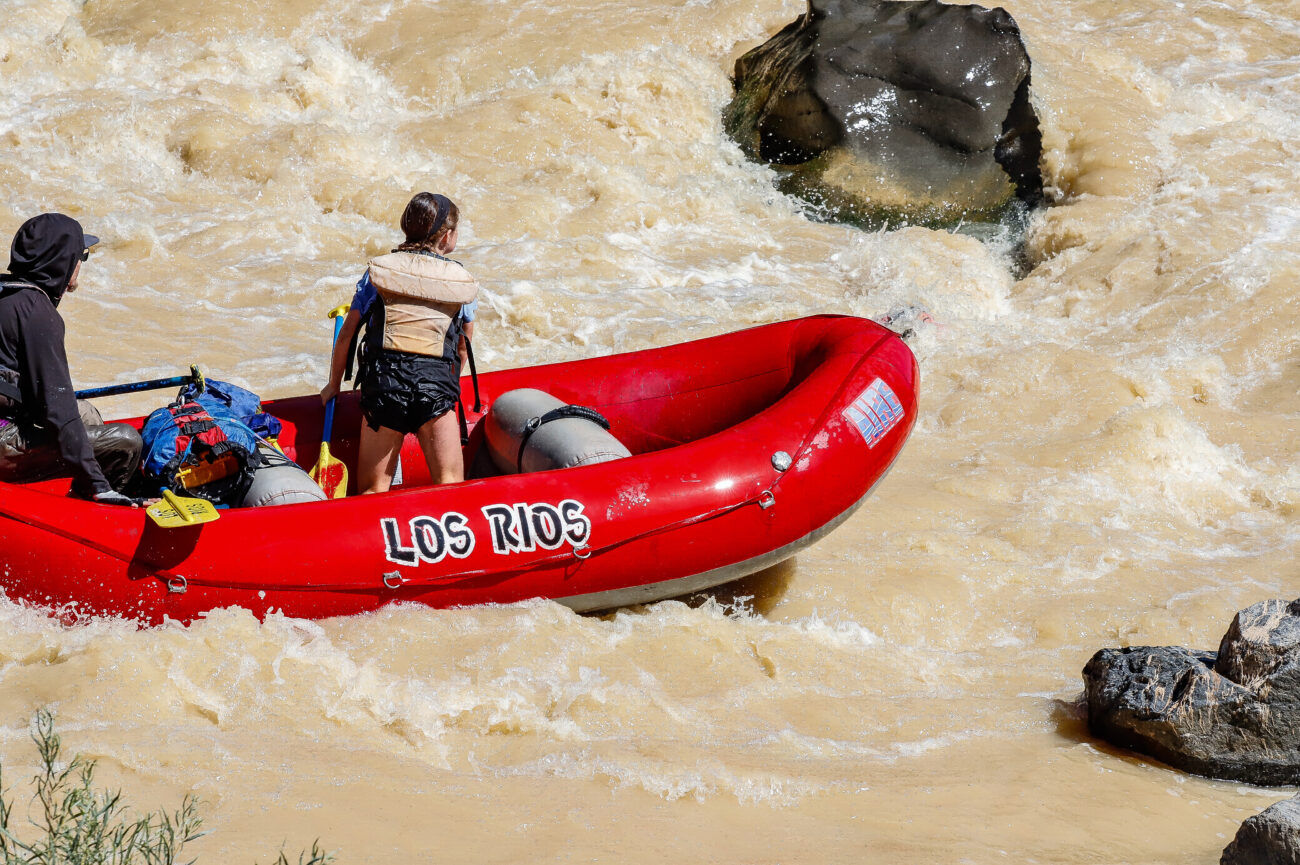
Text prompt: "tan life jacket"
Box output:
[[366, 251, 479, 358]]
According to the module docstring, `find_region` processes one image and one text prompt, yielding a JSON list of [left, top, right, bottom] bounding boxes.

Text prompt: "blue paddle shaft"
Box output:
[[321, 313, 346, 446], [77, 375, 189, 400]]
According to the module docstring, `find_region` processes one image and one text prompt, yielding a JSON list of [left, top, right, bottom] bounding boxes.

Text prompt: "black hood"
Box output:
[[4, 213, 87, 307]]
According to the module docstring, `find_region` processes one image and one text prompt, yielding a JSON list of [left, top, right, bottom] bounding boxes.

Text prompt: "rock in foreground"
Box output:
[[1083, 598, 1300, 785], [725, 0, 1043, 228], [1222, 795, 1300, 865]]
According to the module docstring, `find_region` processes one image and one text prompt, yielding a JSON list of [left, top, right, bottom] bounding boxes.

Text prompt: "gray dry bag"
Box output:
[[484, 388, 630, 474]]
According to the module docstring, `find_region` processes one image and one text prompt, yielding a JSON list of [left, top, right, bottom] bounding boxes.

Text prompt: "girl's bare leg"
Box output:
[[415, 410, 464, 485], [357, 423, 405, 494]]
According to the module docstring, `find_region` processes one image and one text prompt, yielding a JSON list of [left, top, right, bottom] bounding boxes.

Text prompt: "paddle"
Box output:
[[146, 488, 220, 527], [77, 365, 205, 400], [309, 304, 350, 499]]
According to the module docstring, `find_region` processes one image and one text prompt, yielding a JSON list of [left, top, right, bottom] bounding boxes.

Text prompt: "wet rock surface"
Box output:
[[1221, 795, 1300, 865], [1083, 599, 1300, 785], [725, 0, 1043, 228]]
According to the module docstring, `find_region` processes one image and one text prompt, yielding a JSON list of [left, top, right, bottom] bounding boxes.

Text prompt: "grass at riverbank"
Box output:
[[0, 709, 331, 865]]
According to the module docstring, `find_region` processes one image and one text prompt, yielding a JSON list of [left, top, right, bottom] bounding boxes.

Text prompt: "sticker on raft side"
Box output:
[[381, 499, 591, 565], [843, 378, 904, 448]]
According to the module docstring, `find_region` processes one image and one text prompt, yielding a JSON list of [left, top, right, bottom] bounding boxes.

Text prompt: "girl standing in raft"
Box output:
[[320, 192, 479, 493]]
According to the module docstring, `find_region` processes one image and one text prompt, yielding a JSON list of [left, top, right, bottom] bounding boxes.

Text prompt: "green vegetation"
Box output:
[[0, 709, 331, 865]]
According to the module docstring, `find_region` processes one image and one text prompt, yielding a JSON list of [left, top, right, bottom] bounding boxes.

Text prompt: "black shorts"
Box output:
[[359, 350, 460, 435]]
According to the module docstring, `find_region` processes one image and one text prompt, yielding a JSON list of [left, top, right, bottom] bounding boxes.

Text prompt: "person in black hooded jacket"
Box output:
[[0, 213, 143, 505]]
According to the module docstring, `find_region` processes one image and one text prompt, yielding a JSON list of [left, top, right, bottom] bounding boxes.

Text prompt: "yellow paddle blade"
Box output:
[[147, 489, 220, 527], [309, 443, 348, 499]]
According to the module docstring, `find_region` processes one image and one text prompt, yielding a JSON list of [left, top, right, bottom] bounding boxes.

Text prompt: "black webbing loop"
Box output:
[[515, 405, 611, 473]]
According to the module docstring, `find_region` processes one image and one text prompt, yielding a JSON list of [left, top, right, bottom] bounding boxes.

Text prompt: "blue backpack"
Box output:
[[195, 378, 283, 441], [141, 397, 262, 504]]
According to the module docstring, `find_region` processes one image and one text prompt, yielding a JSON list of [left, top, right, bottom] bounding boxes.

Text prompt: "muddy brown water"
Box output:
[[1, 0, 1297, 861]]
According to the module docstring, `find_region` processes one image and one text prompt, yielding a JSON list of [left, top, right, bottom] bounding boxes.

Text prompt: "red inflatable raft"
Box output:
[[0, 315, 917, 624]]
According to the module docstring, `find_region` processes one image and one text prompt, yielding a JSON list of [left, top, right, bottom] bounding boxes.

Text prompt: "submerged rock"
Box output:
[[725, 0, 1043, 229], [1083, 598, 1300, 785], [1221, 795, 1300, 865], [874, 305, 943, 341]]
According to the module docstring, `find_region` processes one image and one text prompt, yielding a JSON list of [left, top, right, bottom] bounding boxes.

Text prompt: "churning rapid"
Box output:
[[0, 0, 1297, 861]]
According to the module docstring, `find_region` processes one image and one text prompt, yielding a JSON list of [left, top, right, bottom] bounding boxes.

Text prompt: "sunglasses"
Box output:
[[80, 248, 90, 261]]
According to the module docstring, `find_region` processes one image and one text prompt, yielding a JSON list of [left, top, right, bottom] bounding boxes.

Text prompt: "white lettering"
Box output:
[[384, 500, 592, 564]]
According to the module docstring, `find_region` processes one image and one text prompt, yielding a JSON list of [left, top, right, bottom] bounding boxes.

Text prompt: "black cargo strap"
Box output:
[[516, 405, 610, 473]]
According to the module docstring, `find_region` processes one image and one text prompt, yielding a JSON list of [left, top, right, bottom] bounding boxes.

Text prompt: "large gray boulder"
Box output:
[[1083, 599, 1300, 785], [1222, 796, 1300, 865], [725, 0, 1043, 228]]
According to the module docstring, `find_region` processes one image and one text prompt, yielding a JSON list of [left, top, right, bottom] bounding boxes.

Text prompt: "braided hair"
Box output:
[[397, 192, 459, 254]]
